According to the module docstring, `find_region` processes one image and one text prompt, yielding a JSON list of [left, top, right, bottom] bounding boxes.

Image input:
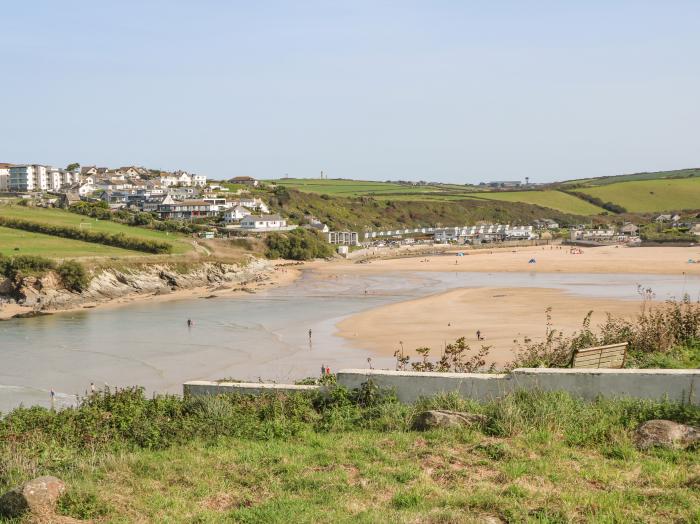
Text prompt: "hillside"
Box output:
[[269, 170, 700, 217], [576, 177, 700, 213], [0, 204, 193, 257], [462, 190, 605, 215], [270, 187, 584, 231], [561, 167, 700, 187]]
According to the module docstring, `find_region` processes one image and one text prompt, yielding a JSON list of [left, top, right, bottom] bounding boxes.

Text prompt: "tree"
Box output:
[[66, 163, 80, 171]]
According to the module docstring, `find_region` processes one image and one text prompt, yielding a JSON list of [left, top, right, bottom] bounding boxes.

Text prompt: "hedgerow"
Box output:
[[0, 216, 172, 254]]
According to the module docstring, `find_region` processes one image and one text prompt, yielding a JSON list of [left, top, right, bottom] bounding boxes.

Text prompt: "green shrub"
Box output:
[[0, 253, 55, 280], [265, 228, 334, 260], [57, 260, 89, 292]]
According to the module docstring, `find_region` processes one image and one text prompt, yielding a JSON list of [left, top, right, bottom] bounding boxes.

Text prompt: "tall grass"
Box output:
[[506, 296, 700, 369]]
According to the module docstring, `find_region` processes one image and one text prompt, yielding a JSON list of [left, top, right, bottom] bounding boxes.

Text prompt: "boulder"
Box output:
[[412, 410, 488, 431], [0, 476, 66, 518], [634, 419, 700, 450]]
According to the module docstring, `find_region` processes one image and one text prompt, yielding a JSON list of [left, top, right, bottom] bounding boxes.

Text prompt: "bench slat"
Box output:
[[571, 342, 628, 369]]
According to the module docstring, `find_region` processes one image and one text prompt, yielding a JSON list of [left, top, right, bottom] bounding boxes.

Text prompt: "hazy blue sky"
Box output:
[[2, 1, 699, 183]]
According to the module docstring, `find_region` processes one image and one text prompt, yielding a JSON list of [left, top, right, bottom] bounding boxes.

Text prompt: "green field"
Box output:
[[463, 190, 605, 215], [0, 205, 192, 254], [271, 179, 605, 216], [0, 226, 138, 258], [562, 168, 700, 187], [270, 178, 460, 197], [578, 178, 700, 213]]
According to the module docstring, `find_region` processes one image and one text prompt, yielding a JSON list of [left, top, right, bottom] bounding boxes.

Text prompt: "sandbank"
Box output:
[[336, 286, 648, 366]]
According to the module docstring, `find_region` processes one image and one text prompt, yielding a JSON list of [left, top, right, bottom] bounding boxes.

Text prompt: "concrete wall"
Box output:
[[183, 380, 319, 397], [336, 368, 700, 405], [183, 369, 700, 406]]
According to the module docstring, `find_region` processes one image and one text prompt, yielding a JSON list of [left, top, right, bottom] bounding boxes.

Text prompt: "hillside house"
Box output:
[[230, 176, 258, 187], [235, 198, 270, 213], [156, 199, 217, 220], [224, 205, 252, 223], [241, 214, 287, 229]]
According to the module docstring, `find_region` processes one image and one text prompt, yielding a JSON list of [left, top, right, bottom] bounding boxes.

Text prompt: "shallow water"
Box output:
[[1, 269, 699, 412]]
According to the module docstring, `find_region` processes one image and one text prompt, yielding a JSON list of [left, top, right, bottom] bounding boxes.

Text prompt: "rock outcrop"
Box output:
[[0, 476, 66, 518], [1, 258, 274, 314], [634, 419, 700, 450], [412, 410, 488, 431]]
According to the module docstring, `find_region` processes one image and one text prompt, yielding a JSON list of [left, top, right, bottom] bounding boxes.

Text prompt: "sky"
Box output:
[[1, 1, 699, 184]]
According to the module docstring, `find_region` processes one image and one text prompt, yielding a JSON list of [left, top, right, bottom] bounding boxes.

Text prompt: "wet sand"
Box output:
[[336, 286, 647, 366]]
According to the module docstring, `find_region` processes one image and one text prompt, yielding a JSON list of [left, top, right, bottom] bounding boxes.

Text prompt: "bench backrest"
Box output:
[[570, 342, 628, 369]]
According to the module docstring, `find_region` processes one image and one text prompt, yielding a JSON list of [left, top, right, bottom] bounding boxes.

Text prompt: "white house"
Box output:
[[77, 182, 96, 196], [241, 214, 287, 229], [192, 174, 207, 187], [236, 198, 270, 213], [159, 175, 179, 187], [224, 205, 252, 223]]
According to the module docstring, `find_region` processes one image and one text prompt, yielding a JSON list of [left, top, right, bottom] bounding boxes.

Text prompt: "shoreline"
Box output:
[[313, 244, 700, 276], [0, 261, 304, 321]]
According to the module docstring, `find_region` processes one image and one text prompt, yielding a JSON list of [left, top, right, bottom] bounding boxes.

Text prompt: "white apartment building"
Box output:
[[48, 167, 63, 191], [9, 164, 49, 192]]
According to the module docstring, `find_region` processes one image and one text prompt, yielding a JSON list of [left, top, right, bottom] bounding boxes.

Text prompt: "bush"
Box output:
[[265, 228, 334, 260], [505, 297, 700, 369], [565, 191, 627, 214], [57, 260, 90, 292], [0, 216, 172, 254], [0, 254, 55, 280]]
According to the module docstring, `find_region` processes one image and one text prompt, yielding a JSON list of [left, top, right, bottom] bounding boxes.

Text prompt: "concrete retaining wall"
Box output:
[[183, 381, 319, 397], [336, 368, 700, 405], [183, 369, 700, 406]]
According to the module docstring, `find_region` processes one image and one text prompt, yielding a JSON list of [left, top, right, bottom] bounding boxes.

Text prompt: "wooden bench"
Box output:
[[570, 342, 628, 369]]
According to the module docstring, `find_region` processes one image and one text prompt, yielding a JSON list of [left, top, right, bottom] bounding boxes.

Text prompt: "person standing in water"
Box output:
[[187, 319, 193, 328]]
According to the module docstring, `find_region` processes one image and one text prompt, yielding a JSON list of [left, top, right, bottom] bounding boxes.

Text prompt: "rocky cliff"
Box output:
[[0, 258, 275, 313]]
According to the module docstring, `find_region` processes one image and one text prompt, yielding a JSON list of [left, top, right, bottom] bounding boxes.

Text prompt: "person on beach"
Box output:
[[476, 330, 482, 340], [187, 319, 193, 327], [90, 382, 96, 394], [308, 329, 312, 340], [50, 388, 55, 409]]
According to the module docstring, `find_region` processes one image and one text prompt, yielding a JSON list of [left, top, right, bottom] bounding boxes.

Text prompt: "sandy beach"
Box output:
[[331, 245, 700, 365], [335, 286, 647, 365], [315, 244, 700, 276]]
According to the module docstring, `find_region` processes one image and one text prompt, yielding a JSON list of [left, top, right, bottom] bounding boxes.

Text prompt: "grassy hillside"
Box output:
[[0, 226, 137, 258], [1, 388, 698, 522], [0, 205, 193, 255], [270, 179, 605, 216], [271, 188, 584, 231], [562, 167, 700, 187], [463, 190, 605, 215], [270, 178, 455, 197], [577, 178, 700, 213]]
